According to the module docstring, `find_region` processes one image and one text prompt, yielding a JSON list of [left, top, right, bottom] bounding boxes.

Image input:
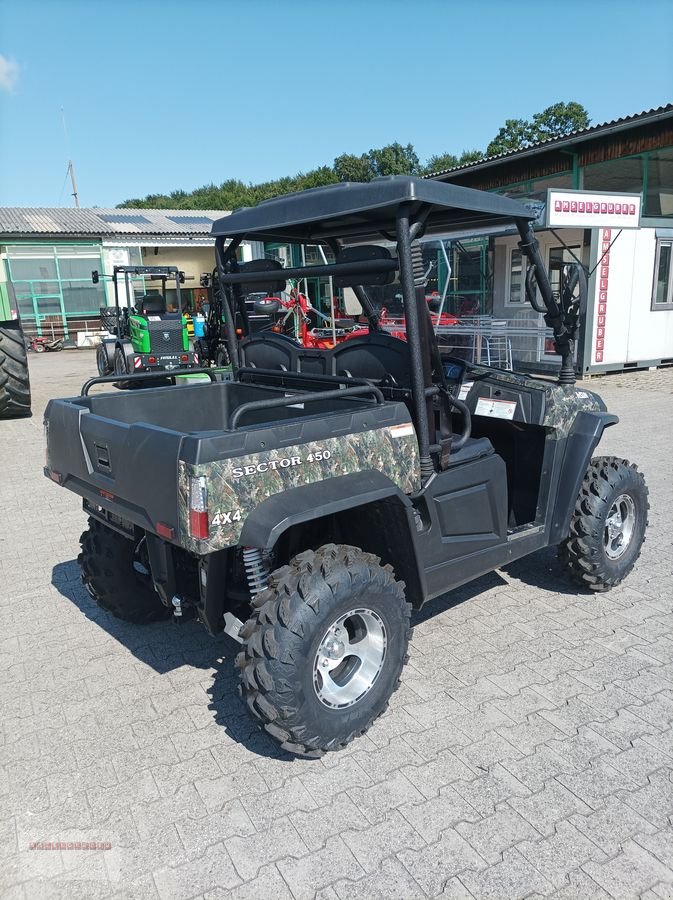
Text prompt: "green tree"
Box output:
[[423, 152, 459, 175], [368, 142, 420, 177], [458, 149, 484, 165], [486, 101, 590, 156], [333, 152, 373, 182], [486, 118, 534, 156], [531, 101, 590, 141]]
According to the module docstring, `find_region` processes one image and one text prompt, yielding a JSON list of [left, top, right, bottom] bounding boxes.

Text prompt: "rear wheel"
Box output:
[[560, 457, 648, 592], [237, 544, 411, 756], [0, 322, 31, 419], [78, 519, 171, 623]]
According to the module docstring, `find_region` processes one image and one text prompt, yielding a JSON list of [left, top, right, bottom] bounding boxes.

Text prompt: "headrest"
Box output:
[[238, 259, 287, 295], [333, 245, 396, 288]]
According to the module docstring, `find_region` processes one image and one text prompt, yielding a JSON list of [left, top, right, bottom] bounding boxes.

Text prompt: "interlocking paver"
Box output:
[[401, 783, 480, 842], [276, 835, 363, 900], [397, 827, 485, 895], [516, 819, 606, 888], [3, 351, 673, 898], [582, 839, 673, 899], [459, 846, 553, 899]]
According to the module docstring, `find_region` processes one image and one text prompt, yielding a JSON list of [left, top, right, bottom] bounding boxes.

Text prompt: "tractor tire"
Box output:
[[560, 457, 648, 592], [113, 346, 134, 390], [96, 342, 113, 376], [0, 321, 31, 419], [78, 518, 171, 624], [237, 544, 412, 757]]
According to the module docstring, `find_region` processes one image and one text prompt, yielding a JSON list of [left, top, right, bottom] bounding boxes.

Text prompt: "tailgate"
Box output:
[[45, 397, 183, 536]]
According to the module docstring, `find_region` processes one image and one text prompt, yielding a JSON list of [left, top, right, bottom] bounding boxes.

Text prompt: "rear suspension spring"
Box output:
[[242, 547, 269, 595]]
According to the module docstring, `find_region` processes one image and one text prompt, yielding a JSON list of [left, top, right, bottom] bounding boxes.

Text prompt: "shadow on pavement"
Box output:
[[51, 558, 298, 762]]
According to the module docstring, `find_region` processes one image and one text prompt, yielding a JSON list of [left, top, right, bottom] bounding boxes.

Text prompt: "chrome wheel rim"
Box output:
[[313, 608, 387, 709], [604, 493, 636, 560]]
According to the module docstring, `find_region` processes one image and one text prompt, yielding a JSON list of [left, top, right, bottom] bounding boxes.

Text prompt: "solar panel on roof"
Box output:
[[166, 215, 214, 225], [99, 214, 151, 224]]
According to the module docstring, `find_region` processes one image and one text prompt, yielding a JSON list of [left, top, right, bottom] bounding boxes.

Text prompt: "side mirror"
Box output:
[[92, 270, 99, 284]]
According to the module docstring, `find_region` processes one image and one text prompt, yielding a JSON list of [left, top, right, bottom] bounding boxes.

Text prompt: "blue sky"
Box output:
[[0, 0, 671, 208]]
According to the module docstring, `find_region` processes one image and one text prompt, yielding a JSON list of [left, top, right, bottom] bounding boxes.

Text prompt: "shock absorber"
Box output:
[[242, 547, 269, 595]]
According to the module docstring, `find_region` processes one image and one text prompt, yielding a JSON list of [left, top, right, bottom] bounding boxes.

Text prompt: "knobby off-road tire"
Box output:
[[560, 456, 648, 592], [237, 544, 412, 757], [78, 518, 171, 624], [0, 322, 31, 418]]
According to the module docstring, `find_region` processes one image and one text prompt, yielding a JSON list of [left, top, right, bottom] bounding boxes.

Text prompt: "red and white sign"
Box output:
[[593, 228, 613, 364], [545, 190, 641, 229]]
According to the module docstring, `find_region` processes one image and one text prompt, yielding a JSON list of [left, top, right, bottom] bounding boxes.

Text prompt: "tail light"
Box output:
[[149, 356, 156, 364], [189, 475, 209, 540], [181, 354, 188, 362]]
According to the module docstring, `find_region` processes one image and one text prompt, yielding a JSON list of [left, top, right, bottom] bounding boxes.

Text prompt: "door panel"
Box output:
[[415, 452, 508, 597]]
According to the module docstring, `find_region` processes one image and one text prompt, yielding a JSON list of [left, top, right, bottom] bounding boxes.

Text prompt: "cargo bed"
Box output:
[[44, 379, 417, 550]]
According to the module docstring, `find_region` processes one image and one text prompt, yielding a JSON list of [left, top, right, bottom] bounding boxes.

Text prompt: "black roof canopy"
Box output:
[[210, 176, 535, 244]]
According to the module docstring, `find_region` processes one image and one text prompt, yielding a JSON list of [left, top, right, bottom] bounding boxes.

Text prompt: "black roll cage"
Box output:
[[213, 201, 580, 481]]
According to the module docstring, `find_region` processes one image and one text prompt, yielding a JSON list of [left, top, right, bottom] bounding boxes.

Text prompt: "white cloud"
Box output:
[[0, 55, 19, 93]]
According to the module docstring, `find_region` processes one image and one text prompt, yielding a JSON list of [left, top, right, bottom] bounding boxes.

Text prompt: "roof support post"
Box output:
[[396, 204, 434, 481], [516, 219, 576, 385], [216, 236, 242, 371]]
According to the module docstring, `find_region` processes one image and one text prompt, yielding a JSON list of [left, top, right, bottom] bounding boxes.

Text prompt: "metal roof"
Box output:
[[0, 207, 230, 239], [426, 104, 673, 180], [211, 176, 535, 244]]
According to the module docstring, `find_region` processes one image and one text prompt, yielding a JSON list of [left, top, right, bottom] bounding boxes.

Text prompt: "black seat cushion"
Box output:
[[447, 436, 494, 465]]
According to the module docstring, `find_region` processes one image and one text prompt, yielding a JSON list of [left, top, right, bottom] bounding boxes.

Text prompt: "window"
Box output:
[[583, 156, 644, 194], [645, 149, 673, 218], [506, 248, 526, 304], [652, 240, 673, 308]]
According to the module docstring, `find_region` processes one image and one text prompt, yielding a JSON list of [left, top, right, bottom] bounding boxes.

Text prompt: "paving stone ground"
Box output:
[[2, 351, 673, 900]]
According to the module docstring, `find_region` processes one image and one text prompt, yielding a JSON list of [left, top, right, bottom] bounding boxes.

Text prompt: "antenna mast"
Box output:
[[68, 160, 80, 208]]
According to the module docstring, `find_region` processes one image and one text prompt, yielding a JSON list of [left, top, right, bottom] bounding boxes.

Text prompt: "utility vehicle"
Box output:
[[94, 265, 195, 379], [44, 177, 648, 756]]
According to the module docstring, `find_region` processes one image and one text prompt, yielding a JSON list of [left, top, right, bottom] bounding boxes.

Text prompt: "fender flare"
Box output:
[[549, 410, 619, 543], [238, 470, 427, 605], [239, 470, 413, 549]]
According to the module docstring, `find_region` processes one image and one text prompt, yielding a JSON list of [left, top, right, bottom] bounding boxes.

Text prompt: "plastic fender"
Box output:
[[549, 410, 619, 543]]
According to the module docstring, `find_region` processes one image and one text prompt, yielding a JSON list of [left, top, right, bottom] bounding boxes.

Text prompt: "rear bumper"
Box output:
[[133, 351, 194, 371]]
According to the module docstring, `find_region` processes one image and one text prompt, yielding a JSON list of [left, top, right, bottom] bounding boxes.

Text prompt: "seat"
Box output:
[[446, 436, 494, 465], [240, 332, 301, 371], [331, 331, 412, 387], [138, 292, 167, 316]]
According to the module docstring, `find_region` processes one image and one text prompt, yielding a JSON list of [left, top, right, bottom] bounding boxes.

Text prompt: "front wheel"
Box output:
[[96, 342, 112, 376], [560, 457, 648, 592], [237, 544, 411, 756]]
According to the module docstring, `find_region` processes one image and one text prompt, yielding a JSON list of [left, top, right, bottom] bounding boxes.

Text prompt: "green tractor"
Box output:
[[0, 282, 31, 418], [94, 265, 195, 379]]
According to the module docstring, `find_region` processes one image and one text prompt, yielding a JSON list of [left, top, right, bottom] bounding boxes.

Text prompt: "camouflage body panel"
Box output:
[[542, 385, 604, 438], [177, 423, 420, 554], [468, 365, 604, 439]]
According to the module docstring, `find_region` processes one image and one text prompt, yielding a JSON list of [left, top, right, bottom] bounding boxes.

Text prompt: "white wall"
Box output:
[[588, 227, 673, 367]]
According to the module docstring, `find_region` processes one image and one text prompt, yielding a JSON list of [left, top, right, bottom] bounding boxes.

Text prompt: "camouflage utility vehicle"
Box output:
[[44, 177, 648, 756]]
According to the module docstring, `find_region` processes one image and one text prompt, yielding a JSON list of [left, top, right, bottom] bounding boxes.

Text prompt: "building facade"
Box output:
[[427, 104, 673, 373], [0, 208, 258, 342]]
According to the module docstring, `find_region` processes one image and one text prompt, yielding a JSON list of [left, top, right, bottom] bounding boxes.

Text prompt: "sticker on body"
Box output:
[[475, 397, 517, 420]]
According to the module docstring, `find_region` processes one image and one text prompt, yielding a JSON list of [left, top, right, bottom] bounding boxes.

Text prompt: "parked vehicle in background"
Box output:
[[0, 283, 31, 418]]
